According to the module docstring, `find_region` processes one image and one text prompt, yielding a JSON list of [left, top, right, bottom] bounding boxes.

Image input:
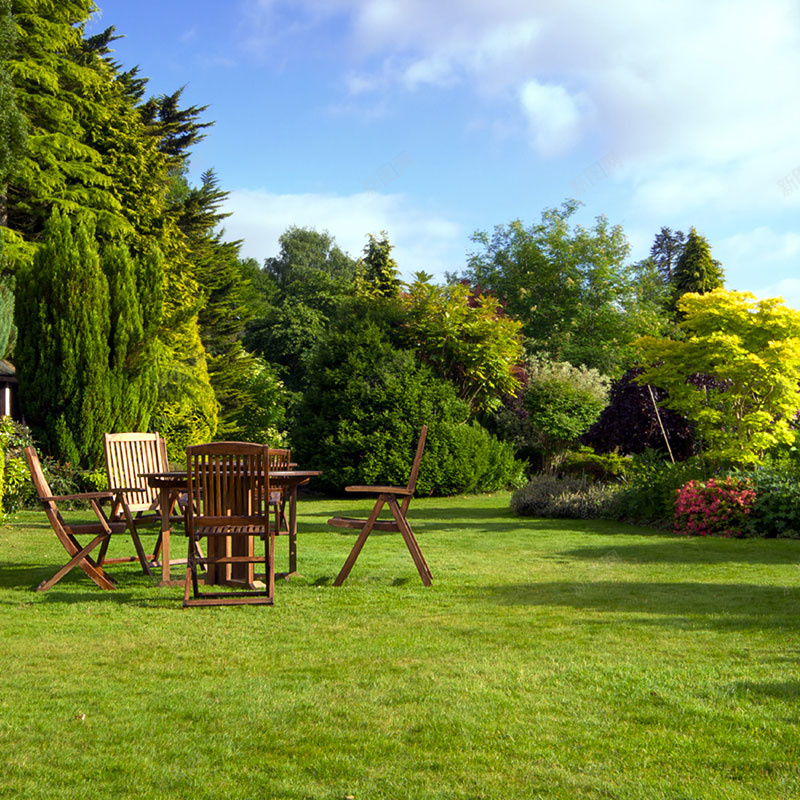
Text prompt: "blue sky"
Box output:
[[88, 0, 800, 305]]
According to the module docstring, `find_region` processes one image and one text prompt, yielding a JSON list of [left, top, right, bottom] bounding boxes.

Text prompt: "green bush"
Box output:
[[0, 417, 34, 514], [558, 447, 631, 483], [511, 473, 618, 519], [0, 417, 112, 513], [607, 450, 711, 525], [521, 357, 609, 470], [736, 462, 800, 538], [420, 421, 526, 495], [291, 310, 525, 495]]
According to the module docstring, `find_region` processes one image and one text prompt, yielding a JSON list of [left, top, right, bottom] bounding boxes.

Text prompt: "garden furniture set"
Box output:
[[24, 426, 432, 604]]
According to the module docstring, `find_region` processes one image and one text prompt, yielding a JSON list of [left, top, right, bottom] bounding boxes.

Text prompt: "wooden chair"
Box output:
[[103, 432, 179, 563], [24, 446, 151, 591], [269, 447, 291, 535], [183, 442, 278, 607], [328, 425, 432, 586]]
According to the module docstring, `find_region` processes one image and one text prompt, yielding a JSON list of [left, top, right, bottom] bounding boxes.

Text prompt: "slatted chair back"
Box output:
[[268, 448, 291, 471], [104, 432, 168, 514], [187, 443, 270, 525], [184, 442, 276, 606], [267, 447, 291, 534]]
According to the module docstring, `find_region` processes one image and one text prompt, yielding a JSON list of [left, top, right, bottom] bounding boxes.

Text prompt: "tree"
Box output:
[[519, 357, 609, 470], [401, 274, 523, 413], [101, 239, 162, 432], [5, 0, 137, 253], [669, 227, 724, 311], [14, 208, 110, 466], [0, 0, 26, 221], [464, 202, 668, 376], [5, 1, 220, 457], [636, 290, 800, 465], [0, 232, 15, 357], [650, 226, 685, 285], [290, 302, 523, 495], [245, 227, 358, 393], [358, 231, 400, 299], [581, 367, 694, 460]]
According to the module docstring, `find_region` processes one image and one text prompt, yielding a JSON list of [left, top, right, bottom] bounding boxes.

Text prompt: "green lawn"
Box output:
[[2, 493, 799, 799]]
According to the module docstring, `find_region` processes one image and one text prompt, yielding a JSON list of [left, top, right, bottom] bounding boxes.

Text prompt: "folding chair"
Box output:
[[183, 442, 278, 607], [328, 425, 432, 586], [25, 446, 150, 591], [103, 432, 182, 561]]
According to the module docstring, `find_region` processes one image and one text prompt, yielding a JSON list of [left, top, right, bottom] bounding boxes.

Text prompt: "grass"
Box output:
[[1, 492, 800, 799]]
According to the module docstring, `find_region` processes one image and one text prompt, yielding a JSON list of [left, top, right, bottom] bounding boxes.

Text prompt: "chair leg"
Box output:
[[267, 530, 275, 600], [152, 532, 163, 562], [183, 567, 193, 606], [183, 535, 202, 606], [387, 496, 432, 586], [333, 497, 386, 586], [96, 536, 111, 566], [37, 534, 116, 592], [119, 502, 152, 576]]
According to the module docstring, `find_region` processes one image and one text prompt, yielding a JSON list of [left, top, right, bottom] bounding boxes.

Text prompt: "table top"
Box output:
[[141, 469, 321, 488]]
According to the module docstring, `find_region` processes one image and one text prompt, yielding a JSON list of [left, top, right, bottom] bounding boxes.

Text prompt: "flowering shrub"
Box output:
[[674, 477, 755, 537]]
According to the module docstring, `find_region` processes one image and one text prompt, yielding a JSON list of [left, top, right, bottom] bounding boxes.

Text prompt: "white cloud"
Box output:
[[519, 80, 587, 157], [222, 188, 464, 277], [242, 0, 800, 212]]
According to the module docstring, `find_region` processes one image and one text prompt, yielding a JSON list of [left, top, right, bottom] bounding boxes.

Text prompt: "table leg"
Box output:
[[159, 487, 171, 586], [288, 486, 298, 576]]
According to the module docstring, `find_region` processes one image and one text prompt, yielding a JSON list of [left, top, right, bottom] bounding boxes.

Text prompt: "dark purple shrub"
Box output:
[[582, 368, 695, 460]]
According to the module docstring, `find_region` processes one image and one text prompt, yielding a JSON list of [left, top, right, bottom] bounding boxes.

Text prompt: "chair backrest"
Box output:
[[104, 432, 168, 513], [401, 425, 428, 513], [268, 448, 291, 471], [24, 445, 69, 535], [185, 442, 271, 534]]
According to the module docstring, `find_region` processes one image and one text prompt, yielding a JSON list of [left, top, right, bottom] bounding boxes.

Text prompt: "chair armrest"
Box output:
[[112, 486, 148, 495], [344, 485, 413, 495], [40, 490, 117, 502]]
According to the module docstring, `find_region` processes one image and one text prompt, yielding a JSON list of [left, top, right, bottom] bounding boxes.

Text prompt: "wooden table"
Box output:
[[142, 469, 320, 586]]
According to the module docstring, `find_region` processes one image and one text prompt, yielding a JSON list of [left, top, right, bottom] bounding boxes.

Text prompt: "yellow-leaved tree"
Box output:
[[635, 289, 800, 465]]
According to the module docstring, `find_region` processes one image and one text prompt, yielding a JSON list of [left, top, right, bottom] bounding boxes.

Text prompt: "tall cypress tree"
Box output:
[[102, 239, 162, 432], [15, 207, 111, 466], [0, 233, 15, 357]]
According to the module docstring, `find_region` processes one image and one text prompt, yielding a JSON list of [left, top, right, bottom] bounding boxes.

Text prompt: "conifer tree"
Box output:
[[358, 231, 401, 298], [101, 240, 162, 432], [0, 233, 15, 357], [0, 0, 26, 223], [5, 0, 130, 252], [670, 227, 724, 311], [650, 226, 685, 284], [15, 208, 111, 466]]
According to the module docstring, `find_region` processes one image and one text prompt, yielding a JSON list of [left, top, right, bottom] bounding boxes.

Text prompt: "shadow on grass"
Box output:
[[560, 540, 800, 565], [732, 681, 800, 699], [478, 580, 800, 630], [311, 508, 664, 538], [0, 561, 184, 604]]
